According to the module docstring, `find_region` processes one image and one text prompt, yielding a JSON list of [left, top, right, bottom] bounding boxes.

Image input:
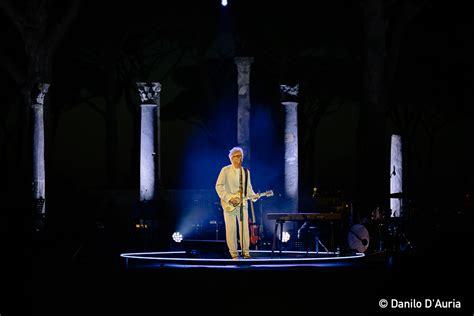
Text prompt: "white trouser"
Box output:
[[223, 206, 250, 257]]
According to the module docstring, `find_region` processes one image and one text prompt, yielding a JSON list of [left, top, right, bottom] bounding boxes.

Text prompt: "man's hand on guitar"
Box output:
[[229, 197, 240, 207]]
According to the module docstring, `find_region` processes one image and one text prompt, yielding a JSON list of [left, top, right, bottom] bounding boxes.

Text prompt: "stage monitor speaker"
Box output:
[[181, 239, 230, 259]]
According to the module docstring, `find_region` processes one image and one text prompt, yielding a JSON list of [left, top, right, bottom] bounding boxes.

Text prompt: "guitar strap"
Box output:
[[239, 168, 243, 221], [244, 168, 249, 197]]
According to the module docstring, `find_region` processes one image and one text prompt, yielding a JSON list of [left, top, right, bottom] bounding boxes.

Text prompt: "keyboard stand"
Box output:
[[268, 213, 342, 258], [271, 219, 285, 258]]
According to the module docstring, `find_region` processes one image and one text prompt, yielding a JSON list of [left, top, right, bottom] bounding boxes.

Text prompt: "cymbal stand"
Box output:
[[306, 225, 329, 255], [387, 220, 414, 254], [399, 233, 414, 252], [315, 234, 329, 254]]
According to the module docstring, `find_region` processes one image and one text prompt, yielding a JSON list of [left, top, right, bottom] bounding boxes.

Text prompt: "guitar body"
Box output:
[[220, 192, 244, 213], [249, 199, 261, 246], [250, 222, 260, 245]]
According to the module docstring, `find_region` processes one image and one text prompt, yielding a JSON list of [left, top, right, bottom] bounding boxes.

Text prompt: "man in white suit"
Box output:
[[215, 147, 256, 259]]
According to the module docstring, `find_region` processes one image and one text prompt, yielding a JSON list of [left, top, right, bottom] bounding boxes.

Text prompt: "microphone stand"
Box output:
[[239, 167, 244, 258]]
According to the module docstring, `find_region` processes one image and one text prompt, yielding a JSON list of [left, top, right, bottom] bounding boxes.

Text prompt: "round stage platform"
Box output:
[[121, 249, 365, 269]]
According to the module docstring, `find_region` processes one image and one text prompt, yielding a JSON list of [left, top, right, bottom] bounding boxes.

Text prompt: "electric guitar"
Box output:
[[220, 190, 274, 213], [249, 200, 259, 246]]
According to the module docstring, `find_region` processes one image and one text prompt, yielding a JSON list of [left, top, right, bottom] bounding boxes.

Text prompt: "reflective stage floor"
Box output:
[[26, 243, 471, 315]]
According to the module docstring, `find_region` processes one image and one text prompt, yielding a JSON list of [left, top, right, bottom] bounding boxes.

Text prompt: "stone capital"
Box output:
[[234, 57, 254, 78], [137, 82, 161, 104], [280, 84, 299, 103], [32, 83, 50, 108], [234, 56, 254, 68], [280, 84, 299, 97]]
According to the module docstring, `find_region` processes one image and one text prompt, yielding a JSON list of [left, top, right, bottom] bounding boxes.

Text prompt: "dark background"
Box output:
[[0, 1, 472, 314], [1, 0, 472, 219]]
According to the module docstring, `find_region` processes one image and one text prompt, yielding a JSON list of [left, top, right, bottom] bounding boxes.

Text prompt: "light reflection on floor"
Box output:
[[120, 250, 365, 269]]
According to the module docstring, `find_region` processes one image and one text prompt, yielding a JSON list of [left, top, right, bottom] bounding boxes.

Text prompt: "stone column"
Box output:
[[390, 134, 403, 217], [32, 83, 50, 217], [234, 57, 254, 165], [280, 84, 299, 211], [136, 82, 161, 202]]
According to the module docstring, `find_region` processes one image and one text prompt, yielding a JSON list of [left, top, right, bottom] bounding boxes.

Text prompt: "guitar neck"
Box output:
[[244, 192, 262, 201], [244, 194, 256, 201], [222, 190, 272, 213]]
